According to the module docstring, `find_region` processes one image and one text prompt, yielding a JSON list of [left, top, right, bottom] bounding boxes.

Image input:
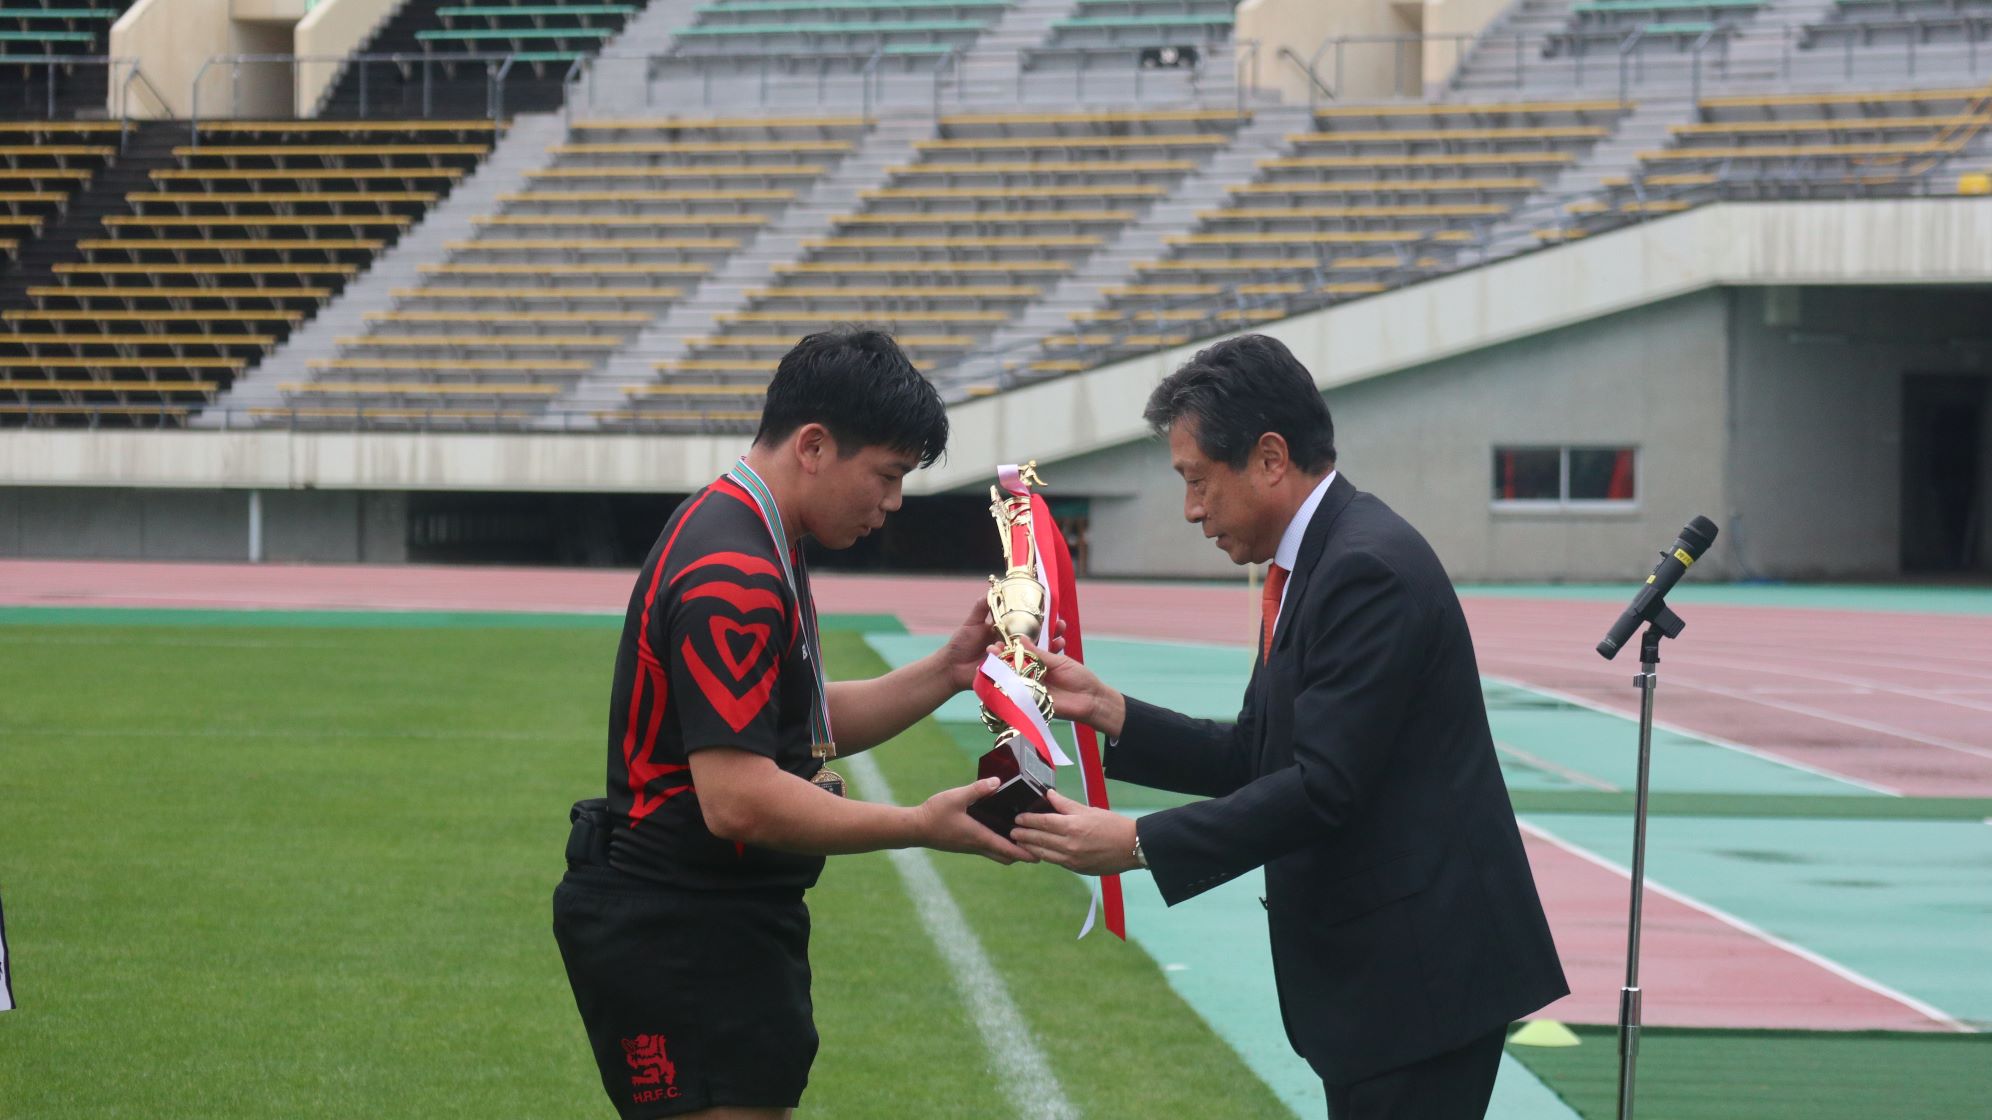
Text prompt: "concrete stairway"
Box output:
[[932, 104, 1310, 394]]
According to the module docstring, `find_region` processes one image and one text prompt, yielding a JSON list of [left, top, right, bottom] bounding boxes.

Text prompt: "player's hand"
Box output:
[[938, 598, 1001, 692], [915, 778, 1039, 865], [1011, 791, 1141, 876]]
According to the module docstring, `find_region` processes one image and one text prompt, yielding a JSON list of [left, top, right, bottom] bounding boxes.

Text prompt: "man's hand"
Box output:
[[1011, 790, 1141, 876], [915, 778, 1040, 865], [1014, 640, 1123, 737]]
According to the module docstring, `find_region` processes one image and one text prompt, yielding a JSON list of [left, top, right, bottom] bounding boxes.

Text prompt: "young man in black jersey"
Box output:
[[553, 328, 1033, 1120]]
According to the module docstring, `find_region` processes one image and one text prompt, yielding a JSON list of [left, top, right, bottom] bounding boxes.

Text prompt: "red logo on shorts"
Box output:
[[623, 1034, 682, 1102]]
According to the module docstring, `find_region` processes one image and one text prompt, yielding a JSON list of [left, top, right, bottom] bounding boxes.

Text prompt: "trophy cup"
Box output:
[[968, 462, 1059, 838]]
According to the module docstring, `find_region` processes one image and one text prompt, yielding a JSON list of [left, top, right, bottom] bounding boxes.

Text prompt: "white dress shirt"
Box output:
[[1269, 470, 1337, 629]]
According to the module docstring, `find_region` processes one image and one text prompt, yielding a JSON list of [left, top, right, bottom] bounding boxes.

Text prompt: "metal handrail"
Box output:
[[562, 53, 594, 127], [858, 46, 885, 119], [1276, 45, 1333, 112], [117, 62, 169, 150], [930, 46, 963, 119]]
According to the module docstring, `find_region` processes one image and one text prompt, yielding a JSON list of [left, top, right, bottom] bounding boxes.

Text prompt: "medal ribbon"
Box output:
[[725, 459, 835, 755]]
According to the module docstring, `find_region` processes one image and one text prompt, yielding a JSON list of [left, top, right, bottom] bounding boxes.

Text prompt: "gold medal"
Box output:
[[811, 768, 846, 797]]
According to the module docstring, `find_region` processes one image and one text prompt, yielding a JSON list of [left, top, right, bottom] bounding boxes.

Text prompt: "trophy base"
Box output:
[[969, 739, 1055, 838], [968, 773, 1054, 839]]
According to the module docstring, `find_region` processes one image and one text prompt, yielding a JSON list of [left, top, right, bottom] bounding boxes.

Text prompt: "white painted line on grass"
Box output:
[[1517, 819, 1975, 1034], [848, 752, 1080, 1120]]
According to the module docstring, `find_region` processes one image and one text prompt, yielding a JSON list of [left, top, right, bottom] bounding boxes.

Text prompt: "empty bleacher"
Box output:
[[319, 0, 657, 118], [1025, 99, 1630, 376], [1567, 85, 1992, 235], [591, 108, 1243, 428], [0, 0, 133, 120], [270, 115, 870, 430], [1, 120, 494, 427], [1025, 0, 1236, 74], [666, 0, 1011, 73]]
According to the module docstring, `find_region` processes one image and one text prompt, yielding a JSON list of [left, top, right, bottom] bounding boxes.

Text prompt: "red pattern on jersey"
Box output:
[[710, 616, 772, 678], [681, 634, 781, 733], [672, 550, 781, 587], [680, 580, 785, 618], [623, 488, 716, 827]]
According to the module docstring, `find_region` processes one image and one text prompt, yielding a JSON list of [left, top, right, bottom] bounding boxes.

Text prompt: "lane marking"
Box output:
[[1495, 740, 1620, 792], [848, 752, 1079, 1120], [1518, 819, 1975, 1034], [1482, 671, 1902, 796]]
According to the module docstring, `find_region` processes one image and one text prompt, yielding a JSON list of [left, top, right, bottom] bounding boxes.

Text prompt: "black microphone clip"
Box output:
[[1596, 516, 1718, 660]]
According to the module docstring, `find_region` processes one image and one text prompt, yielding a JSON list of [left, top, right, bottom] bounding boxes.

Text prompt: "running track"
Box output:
[[3, 559, 1981, 1032]]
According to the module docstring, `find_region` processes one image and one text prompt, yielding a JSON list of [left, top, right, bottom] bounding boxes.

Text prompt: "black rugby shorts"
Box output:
[[553, 864, 817, 1118]]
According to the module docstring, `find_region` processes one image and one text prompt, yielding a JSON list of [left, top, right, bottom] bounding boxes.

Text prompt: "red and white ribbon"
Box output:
[[983, 464, 1126, 941], [974, 654, 1072, 768]]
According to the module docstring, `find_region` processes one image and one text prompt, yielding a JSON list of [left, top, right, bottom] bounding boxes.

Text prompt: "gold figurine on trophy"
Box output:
[[968, 462, 1059, 837]]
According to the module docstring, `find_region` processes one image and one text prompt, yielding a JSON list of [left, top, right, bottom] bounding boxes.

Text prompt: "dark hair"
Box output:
[[755, 327, 949, 467], [1143, 334, 1336, 472]]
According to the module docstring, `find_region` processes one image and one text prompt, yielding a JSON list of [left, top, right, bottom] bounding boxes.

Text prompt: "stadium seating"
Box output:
[[0, 1, 132, 119], [596, 108, 1243, 429], [1028, 100, 1630, 376], [665, 0, 1011, 75], [1799, 0, 1992, 52], [1540, 0, 1762, 60], [322, 0, 657, 118], [1, 121, 494, 427], [1023, 0, 1235, 75], [279, 115, 871, 430], [1570, 86, 1992, 237]]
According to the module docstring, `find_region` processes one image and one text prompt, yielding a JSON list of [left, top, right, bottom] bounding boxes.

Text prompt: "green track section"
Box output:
[[1511, 791, 1992, 820], [1523, 814, 1992, 1028], [871, 634, 1880, 798], [1455, 583, 1992, 616], [1507, 1026, 1992, 1120]]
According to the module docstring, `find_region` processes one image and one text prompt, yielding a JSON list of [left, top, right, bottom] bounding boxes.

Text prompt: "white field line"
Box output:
[[1495, 740, 1621, 793], [847, 752, 1080, 1120], [1517, 819, 1976, 1034]]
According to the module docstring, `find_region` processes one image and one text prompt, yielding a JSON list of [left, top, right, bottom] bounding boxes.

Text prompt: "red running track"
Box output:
[[1, 560, 1975, 1031]]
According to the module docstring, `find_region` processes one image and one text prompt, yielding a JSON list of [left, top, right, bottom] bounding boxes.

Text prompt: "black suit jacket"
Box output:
[[1111, 474, 1568, 1086]]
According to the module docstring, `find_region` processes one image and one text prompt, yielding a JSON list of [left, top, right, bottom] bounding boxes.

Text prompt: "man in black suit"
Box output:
[[1012, 334, 1568, 1120]]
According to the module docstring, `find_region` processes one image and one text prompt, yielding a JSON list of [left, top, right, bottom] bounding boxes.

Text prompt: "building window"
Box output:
[[1493, 446, 1637, 508]]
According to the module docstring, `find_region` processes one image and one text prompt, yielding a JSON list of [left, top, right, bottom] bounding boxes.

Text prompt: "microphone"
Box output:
[[1596, 516, 1719, 660]]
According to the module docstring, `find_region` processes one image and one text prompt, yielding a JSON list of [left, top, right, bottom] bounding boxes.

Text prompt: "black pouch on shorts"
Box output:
[[566, 797, 611, 868]]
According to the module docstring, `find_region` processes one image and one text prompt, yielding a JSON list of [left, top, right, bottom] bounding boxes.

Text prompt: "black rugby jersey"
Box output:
[[602, 474, 828, 891]]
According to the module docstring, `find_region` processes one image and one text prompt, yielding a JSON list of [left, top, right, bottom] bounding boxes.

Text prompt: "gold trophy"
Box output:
[[968, 462, 1059, 837]]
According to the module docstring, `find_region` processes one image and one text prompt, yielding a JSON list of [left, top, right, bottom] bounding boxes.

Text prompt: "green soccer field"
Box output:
[[0, 615, 1286, 1119]]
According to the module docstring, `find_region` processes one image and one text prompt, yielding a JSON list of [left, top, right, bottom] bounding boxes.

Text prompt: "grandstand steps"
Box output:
[[1482, 93, 1696, 251], [0, 120, 186, 314], [548, 114, 936, 419], [935, 105, 1308, 394], [209, 113, 565, 418], [568, 0, 707, 113]]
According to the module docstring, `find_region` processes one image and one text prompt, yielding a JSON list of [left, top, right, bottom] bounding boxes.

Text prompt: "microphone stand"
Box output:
[[1618, 603, 1684, 1120]]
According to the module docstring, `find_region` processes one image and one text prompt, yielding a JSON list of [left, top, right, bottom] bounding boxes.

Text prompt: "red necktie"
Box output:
[[1260, 563, 1289, 662]]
